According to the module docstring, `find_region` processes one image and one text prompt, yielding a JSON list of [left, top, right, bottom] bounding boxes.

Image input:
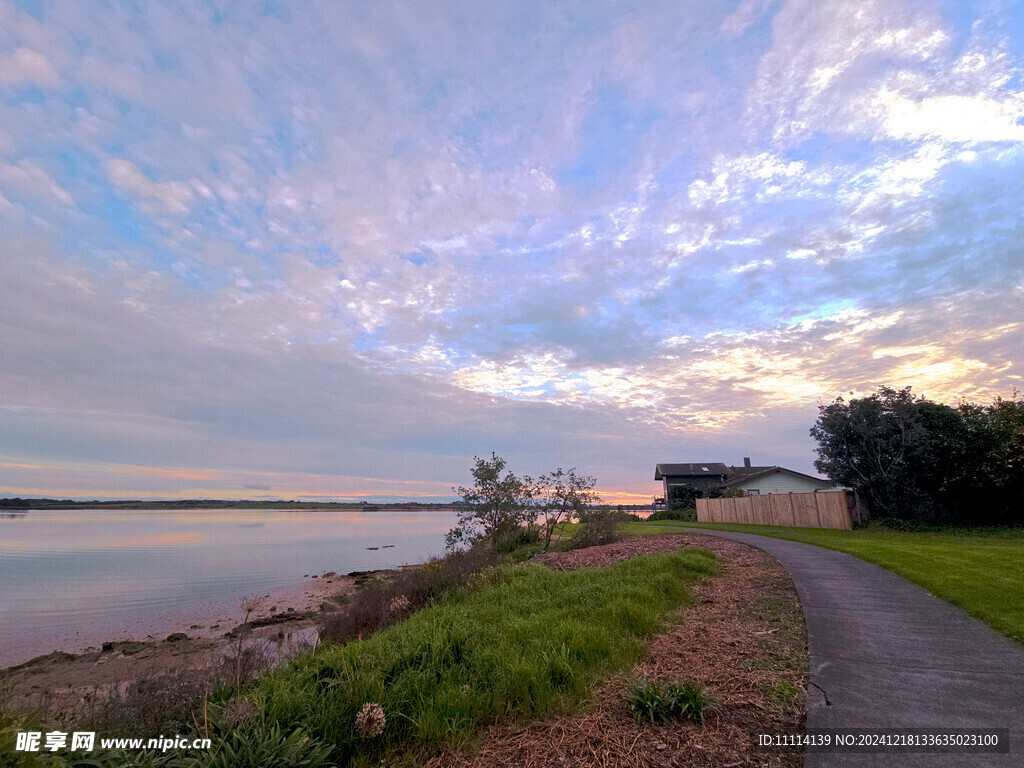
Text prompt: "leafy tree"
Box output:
[[810, 387, 1024, 525], [534, 468, 601, 551], [446, 453, 535, 551], [810, 386, 934, 523]]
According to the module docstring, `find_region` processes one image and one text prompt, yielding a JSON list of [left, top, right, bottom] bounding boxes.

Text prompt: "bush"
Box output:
[[446, 453, 536, 551], [79, 670, 211, 738], [492, 521, 542, 553], [571, 508, 622, 549], [667, 484, 743, 514], [622, 676, 719, 725], [647, 507, 696, 522], [318, 547, 502, 644], [447, 455, 604, 552]]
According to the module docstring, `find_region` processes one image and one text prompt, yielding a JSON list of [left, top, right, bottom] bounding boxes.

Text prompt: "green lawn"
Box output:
[[620, 521, 1024, 646]]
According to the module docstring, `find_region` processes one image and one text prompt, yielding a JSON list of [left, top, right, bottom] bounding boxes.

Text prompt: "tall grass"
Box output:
[[253, 549, 718, 766]]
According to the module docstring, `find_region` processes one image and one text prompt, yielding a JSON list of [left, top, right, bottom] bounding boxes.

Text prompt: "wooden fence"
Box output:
[[696, 490, 861, 530]]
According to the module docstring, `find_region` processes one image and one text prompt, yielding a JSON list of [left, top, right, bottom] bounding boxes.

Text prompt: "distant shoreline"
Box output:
[[0, 499, 459, 511], [0, 498, 657, 512]]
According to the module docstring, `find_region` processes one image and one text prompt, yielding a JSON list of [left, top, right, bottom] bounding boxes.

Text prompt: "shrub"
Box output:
[[622, 676, 719, 725], [318, 546, 502, 644], [647, 507, 696, 522], [79, 668, 212, 738], [446, 453, 536, 551], [571, 508, 621, 548], [447, 455, 605, 552], [667, 484, 743, 514], [534, 468, 601, 551]]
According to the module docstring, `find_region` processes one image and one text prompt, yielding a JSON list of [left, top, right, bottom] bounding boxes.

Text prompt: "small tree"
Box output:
[[446, 453, 535, 551], [535, 468, 600, 551]]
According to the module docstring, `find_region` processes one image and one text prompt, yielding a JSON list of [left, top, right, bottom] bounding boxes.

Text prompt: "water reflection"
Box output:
[[0, 507, 459, 666]]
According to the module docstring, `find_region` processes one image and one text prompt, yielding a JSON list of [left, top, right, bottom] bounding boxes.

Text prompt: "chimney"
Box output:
[[743, 457, 751, 468]]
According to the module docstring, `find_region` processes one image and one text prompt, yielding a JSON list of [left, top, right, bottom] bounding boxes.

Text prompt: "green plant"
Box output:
[[622, 677, 718, 725], [766, 681, 803, 708], [647, 507, 695, 522], [446, 453, 536, 551], [571, 508, 623, 548], [258, 550, 718, 766], [534, 468, 601, 551], [202, 723, 332, 768], [811, 387, 1024, 525]]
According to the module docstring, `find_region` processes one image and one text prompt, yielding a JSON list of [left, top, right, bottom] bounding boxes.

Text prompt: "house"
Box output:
[[654, 457, 836, 500]]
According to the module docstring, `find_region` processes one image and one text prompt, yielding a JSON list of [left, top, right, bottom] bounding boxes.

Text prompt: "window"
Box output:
[[747, 489, 759, 495]]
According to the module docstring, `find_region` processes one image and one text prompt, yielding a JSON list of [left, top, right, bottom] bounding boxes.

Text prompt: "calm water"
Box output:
[[0, 508, 459, 666]]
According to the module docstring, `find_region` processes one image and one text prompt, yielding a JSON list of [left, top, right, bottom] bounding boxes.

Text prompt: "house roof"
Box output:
[[655, 463, 730, 480], [655, 461, 833, 487], [724, 465, 776, 481], [720, 466, 833, 488]]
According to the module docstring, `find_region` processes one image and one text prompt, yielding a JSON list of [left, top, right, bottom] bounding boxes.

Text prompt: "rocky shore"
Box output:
[[1, 567, 408, 719]]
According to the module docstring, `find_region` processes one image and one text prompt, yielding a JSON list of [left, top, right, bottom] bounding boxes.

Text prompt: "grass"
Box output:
[[621, 677, 718, 725], [766, 680, 804, 709], [621, 520, 1024, 646], [250, 549, 718, 766]]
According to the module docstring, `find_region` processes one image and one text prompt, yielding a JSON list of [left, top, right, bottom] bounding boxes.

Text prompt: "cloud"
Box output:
[[0, 47, 60, 88], [871, 91, 1024, 143], [106, 158, 194, 214], [0, 0, 1022, 501], [0, 160, 74, 205], [720, 0, 775, 38]]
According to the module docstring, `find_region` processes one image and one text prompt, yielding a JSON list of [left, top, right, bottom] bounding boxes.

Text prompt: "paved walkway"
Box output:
[[691, 530, 1024, 767]]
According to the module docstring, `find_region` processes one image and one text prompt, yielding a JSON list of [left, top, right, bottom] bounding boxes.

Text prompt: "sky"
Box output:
[[0, 0, 1022, 503]]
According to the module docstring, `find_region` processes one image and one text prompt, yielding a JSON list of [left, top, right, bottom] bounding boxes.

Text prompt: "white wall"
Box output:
[[735, 470, 835, 495]]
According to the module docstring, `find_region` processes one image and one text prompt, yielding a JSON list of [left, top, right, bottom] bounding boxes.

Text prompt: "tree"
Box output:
[[810, 386, 934, 523], [446, 453, 535, 551], [810, 386, 1024, 525], [534, 468, 600, 551]]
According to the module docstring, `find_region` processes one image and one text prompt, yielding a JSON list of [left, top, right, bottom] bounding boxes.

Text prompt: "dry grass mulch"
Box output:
[[429, 534, 807, 768], [531, 534, 707, 570]]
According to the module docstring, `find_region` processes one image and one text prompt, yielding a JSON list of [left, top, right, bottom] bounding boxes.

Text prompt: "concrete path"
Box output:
[[691, 530, 1024, 767]]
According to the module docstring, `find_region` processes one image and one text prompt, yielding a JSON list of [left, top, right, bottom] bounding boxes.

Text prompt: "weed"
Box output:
[[203, 722, 332, 768], [766, 680, 804, 709], [622, 676, 719, 725]]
